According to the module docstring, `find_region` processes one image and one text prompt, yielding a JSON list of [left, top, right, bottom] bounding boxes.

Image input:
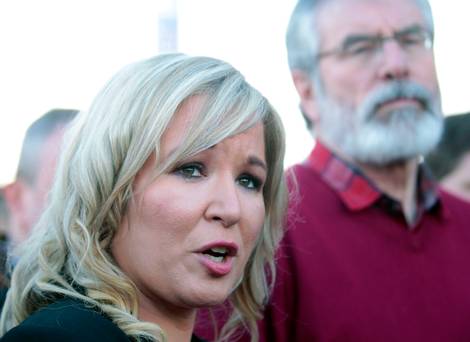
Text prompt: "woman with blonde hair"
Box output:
[[0, 53, 287, 342]]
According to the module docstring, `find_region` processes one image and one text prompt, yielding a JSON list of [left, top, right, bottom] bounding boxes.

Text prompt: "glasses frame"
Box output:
[[316, 25, 433, 62]]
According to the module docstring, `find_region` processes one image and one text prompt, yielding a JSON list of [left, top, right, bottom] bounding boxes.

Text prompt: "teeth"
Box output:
[[207, 254, 224, 263], [210, 247, 228, 254]]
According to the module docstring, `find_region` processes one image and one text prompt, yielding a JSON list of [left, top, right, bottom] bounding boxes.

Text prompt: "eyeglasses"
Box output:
[[316, 25, 433, 63]]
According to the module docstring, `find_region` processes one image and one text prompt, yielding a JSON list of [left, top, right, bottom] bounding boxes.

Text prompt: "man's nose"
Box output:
[[204, 176, 242, 228], [377, 40, 411, 81]]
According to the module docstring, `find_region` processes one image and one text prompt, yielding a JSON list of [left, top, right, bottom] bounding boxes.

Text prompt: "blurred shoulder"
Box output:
[[0, 287, 8, 310], [438, 188, 470, 226], [439, 188, 470, 210], [1, 298, 130, 341]]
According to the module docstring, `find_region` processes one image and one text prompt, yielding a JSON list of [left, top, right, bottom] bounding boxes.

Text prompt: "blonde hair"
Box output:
[[0, 53, 287, 341]]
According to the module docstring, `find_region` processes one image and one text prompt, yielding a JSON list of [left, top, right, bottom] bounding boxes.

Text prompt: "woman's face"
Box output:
[[112, 97, 267, 316]]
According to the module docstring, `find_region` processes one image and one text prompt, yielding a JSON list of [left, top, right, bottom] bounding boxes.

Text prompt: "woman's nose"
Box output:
[[204, 176, 241, 228]]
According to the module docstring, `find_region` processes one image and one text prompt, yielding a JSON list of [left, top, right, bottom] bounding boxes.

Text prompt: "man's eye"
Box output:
[[398, 33, 425, 46], [344, 40, 377, 56], [237, 174, 263, 191], [175, 164, 204, 179]]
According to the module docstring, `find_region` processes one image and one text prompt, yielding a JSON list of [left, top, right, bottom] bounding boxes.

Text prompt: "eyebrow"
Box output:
[[248, 156, 267, 171], [167, 145, 267, 171], [342, 24, 426, 46], [209, 144, 267, 171], [342, 34, 375, 47], [396, 24, 427, 35]]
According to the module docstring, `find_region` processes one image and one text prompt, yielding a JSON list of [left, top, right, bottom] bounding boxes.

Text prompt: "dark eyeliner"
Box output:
[[173, 162, 205, 179], [238, 173, 264, 191]]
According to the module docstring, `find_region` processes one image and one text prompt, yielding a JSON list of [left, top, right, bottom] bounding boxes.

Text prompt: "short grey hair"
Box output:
[[286, 0, 435, 77], [16, 109, 79, 185]]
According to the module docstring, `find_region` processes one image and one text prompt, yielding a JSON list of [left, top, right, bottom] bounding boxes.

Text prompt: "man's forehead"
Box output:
[[316, 0, 426, 41]]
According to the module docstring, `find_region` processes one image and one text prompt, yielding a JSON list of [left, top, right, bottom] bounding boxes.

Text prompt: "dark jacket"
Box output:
[[1, 297, 206, 341], [1, 298, 130, 341]]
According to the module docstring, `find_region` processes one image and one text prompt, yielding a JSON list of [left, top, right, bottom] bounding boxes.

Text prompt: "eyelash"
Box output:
[[173, 163, 264, 192], [237, 174, 263, 192], [174, 163, 205, 179]]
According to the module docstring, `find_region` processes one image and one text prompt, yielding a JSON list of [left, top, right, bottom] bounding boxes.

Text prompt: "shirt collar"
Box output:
[[307, 141, 440, 219]]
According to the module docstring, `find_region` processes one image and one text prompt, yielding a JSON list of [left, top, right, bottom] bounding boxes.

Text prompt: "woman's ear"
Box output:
[[291, 70, 320, 125]]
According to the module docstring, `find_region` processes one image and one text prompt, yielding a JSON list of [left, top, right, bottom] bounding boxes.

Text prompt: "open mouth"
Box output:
[[201, 246, 237, 263], [196, 243, 238, 276], [202, 247, 229, 262]]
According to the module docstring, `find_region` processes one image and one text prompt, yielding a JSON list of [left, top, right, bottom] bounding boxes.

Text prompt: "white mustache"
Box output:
[[360, 81, 435, 120]]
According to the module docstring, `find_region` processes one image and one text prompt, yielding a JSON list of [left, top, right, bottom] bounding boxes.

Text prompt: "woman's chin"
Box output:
[[184, 285, 234, 309]]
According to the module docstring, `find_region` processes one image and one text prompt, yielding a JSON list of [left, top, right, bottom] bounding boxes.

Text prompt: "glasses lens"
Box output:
[[342, 36, 382, 57], [396, 28, 432, 49]]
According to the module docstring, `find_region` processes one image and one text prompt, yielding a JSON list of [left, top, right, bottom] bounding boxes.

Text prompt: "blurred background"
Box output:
[[0, 0, 469, 186]]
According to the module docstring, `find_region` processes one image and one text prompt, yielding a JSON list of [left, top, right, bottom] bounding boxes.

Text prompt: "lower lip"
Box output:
[[197, 254, 234, 277], [379, 98, 421, 111]]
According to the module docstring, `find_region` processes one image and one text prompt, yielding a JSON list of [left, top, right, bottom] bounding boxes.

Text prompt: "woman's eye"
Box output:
[[237, 174, 263, 191], [175, 164, 204, 179]]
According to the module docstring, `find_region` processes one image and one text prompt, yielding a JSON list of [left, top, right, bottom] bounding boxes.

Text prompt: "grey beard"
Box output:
[[317, 80, 444, 165]]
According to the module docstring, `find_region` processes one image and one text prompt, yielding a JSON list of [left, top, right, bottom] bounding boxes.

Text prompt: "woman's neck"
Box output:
[[137, 292, 197, 342]]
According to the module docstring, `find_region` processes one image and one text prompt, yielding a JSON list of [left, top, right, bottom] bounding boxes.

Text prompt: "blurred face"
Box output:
[[310, 0, 443, 164], [7, 127, 66, 245], [442, 152, 470, 203], [112, 98, 267, 319]]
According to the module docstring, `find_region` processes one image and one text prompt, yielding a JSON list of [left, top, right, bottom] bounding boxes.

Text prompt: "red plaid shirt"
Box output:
[[307, 141, 441, 228]]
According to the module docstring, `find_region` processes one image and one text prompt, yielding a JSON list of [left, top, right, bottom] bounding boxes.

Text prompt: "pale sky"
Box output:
[[0, 0, 469, 185]]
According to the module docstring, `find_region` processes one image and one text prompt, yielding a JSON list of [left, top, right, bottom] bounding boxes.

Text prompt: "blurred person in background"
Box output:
[[257, 0, 470, 341], [426, 112, 470, 202], [0, 54, 287, 342], [3, 109, 78, 249], [0, 191, 8, 288], [0, 191, 8, 236]]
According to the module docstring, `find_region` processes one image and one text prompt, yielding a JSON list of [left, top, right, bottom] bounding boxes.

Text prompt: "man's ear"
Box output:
[[3, 181, 30, 244], [3, 181, 29, 225], [291, 69, 320, 125], [3, 182, 22, 214]]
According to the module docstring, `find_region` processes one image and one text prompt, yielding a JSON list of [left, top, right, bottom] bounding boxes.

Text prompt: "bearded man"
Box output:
[[259, 0, 470, 341]]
